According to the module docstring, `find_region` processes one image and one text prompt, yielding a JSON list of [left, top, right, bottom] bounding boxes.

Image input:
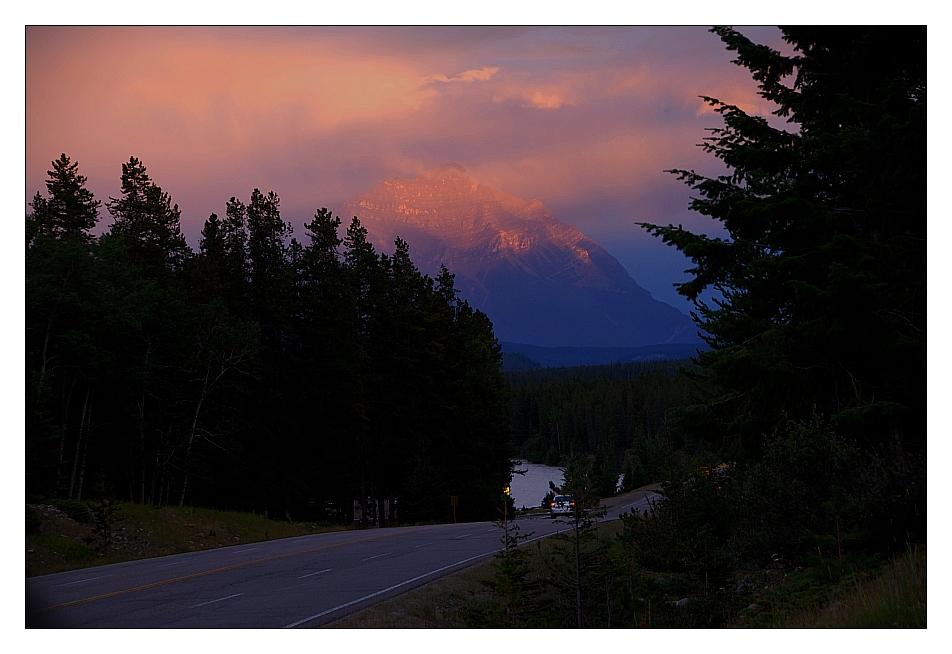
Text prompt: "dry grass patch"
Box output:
[[774, 545, 926, 628]]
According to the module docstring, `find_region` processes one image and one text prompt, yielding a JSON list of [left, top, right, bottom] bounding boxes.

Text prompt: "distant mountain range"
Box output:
[[342, 164, 700, 348], [500, 342, 707, 370]]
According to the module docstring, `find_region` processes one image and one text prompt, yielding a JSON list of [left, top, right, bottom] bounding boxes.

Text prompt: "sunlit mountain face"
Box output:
[[342, 164, 699, 348]]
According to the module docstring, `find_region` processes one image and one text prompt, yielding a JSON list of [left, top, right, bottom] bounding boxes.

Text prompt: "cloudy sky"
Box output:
[[26, 25, 792, 312]]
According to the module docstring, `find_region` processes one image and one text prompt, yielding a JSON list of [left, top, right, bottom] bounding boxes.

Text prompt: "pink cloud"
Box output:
[[423, 66, 500, 84], [27, 26, 784, 253]]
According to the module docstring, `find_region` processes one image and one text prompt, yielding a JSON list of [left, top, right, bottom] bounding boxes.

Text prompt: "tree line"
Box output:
[[26, 154, 512, 524], [507, 361, 700, 495]]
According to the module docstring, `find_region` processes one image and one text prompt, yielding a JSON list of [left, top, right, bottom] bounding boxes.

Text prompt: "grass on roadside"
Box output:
[[27, 492, 925, 628], [329, 525, 926, 628], [328, 516, 623, 628], [26, 501, 351, 577], [770, 544, 926, 628], [327, 560, 499, 628]]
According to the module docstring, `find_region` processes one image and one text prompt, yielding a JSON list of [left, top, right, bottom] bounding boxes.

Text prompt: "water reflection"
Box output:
[[508, 460, 564, 510]]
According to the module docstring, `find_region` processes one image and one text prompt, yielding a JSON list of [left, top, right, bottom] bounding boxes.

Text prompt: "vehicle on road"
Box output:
[[549, 495, 575, 518]]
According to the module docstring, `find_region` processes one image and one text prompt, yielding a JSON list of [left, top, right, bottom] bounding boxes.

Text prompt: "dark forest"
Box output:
[[26, 158, 511, 524]]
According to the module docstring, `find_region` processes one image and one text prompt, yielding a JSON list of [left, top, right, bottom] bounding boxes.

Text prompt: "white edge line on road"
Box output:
[[283, 497, 657, 628], [453, 533, 472, 540], [54, 575, 112, 588], [298, 568, 332, 579], [283, 550, 496, 628], [158, 561, 184, 567], [361, 552, 391, 561], [414, 542, 434, 548], [233, 548, 259, 553], [188, 593, 244, 609]]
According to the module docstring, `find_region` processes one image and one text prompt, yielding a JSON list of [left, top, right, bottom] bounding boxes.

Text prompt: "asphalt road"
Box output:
[[26, 489, 658, 628]]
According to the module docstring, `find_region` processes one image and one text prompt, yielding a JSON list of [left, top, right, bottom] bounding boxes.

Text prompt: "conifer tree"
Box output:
[[487, 490, 539, 626], [26, 155, 106, 496], [638, 27, 926, 458], [105, 156, 191, 274], [547, 455, 607, 627], [28, 153, 100, 246], [246, 189, 293, 323]]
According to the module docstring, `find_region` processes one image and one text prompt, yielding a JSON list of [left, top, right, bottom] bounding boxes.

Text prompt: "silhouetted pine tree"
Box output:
[[639, 27, 926, 460]]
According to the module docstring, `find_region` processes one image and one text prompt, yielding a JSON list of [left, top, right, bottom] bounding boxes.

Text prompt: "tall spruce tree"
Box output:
[[26, 155, 102, 496], [246, 189, 293, 334], [547, 455, 608, 627], [638, 27, 926, 459], [100, 157, 195, 504], [106, 156, 191, 274], [27, 153, 100, 246], [293, 208, 352, 516]]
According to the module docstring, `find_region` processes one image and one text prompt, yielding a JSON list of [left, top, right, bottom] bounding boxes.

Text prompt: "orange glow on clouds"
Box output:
[[29, 28, 431, 159], [26, 27, 783, 307], [424, 67, 500, 85], [489, 66, 654, 110], [26, 26, 789, 313]]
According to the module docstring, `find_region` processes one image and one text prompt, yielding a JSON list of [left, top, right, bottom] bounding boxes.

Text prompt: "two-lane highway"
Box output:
[[26, 489, 658, 628]]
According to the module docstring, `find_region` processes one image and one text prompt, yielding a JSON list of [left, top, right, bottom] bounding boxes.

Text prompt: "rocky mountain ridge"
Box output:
[[341, 165, 699, 348]]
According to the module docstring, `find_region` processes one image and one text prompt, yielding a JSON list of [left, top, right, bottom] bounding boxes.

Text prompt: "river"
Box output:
[[507, 460, 626, 510], [507, 460, 565, 510]]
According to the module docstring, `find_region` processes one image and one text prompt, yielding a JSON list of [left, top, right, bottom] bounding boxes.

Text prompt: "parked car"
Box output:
[[549, 495, 575, 518]]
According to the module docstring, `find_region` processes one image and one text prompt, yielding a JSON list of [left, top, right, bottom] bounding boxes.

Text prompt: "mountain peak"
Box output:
[[341, 171, 698, 347]]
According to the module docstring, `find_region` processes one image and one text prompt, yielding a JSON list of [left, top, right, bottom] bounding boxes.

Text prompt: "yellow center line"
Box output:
[[40, 532, 396, 612]]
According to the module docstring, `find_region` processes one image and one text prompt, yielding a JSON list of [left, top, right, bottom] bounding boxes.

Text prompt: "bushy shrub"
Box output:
[[726, 415, 856, 565], [50, 499, 93, 523], [727, 414, 923, 567], [88, 496, 120, 555], [32, 535, 97, 564], [620, 455, 647, 492]]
